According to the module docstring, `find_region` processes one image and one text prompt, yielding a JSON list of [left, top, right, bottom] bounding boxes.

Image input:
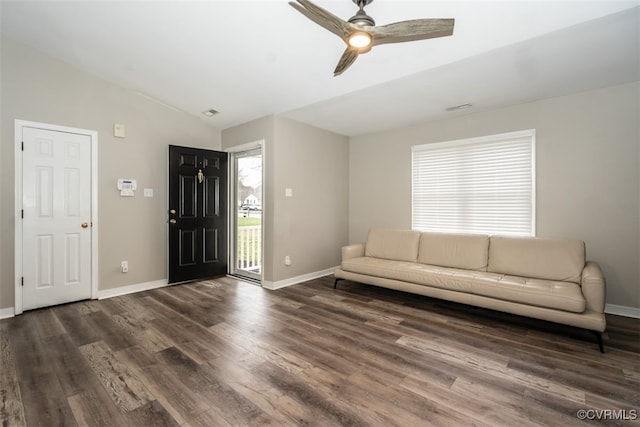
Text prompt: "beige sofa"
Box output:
[[334, 229, 607, 351]]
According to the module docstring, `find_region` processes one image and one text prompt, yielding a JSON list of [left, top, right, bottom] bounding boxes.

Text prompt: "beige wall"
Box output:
[[0, 37, 221, 309], [222, 116, 350, 284], [349, 82, 640, 309], [272, 117, 349, 282]]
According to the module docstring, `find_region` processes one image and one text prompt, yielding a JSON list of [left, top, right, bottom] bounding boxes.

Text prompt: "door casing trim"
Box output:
[[14, 119, 99, 315]]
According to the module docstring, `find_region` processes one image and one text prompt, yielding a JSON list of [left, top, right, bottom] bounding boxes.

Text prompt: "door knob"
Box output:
[[81, 222, 89, 228], [169, 209, 176, 215], [168, 219, 177, 224]]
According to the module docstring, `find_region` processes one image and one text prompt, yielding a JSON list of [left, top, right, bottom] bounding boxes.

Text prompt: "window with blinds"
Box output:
[[412, 130, 535, 236]]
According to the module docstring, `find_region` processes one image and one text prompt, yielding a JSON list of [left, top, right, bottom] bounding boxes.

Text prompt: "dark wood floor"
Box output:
[[1, 276, 639, 427]]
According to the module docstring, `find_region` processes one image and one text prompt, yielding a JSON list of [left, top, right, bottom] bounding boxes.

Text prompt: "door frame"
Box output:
[[226, 140, 265, 284], [14, 119, 99, 315]]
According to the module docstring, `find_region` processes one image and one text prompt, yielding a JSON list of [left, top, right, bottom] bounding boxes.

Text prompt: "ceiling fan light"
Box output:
[[348, 32, 372, 48]]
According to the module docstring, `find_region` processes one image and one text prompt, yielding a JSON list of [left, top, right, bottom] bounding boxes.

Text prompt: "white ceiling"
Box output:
[[2, 1, 639, 136]]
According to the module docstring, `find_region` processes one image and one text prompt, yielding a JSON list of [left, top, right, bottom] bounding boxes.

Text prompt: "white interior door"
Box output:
[[21, 126, 92, 310]]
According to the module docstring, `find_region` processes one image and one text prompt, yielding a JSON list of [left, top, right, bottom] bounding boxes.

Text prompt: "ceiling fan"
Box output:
[[289, 0, 455, 76]]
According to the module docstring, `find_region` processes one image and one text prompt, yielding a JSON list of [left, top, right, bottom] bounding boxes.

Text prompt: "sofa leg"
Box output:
[[594, 332, 605, 353], [333, 278, 343, 289]]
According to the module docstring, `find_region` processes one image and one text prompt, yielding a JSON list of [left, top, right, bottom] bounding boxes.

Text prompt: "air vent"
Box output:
[[202, 109, 219, 117], [445, 103, 472, 112]]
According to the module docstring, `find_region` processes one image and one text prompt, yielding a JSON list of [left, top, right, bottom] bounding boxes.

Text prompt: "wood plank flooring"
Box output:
[[1, 275, 639, 426]]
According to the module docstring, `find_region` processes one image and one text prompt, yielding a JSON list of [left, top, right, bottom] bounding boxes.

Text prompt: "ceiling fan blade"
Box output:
[[334, 48, 359, 76], [289, 0, 353, 41], [372, 18, 454, 46]]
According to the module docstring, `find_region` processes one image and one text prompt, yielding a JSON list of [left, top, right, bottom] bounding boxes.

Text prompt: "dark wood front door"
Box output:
[[168, 145, 228, 284]]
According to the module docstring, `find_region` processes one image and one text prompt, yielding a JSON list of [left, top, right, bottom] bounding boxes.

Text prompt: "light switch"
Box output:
[[114, 123, 126, 138], [144, 188, 153, 198], [285, 188, 293, 197]]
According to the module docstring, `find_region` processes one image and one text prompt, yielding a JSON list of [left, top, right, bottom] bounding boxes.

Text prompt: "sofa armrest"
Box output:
[[581, 261, 606, 313], [342, 243, 365, 261]]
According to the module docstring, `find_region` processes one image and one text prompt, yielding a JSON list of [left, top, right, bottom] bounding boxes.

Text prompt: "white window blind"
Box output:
[[412, 130, 535, 236]]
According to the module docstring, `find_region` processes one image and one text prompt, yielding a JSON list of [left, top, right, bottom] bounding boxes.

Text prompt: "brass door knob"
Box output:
[[81, 222, 89, 228]]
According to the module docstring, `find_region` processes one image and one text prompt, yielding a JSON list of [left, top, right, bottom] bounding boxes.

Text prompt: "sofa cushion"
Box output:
[[365, 228, 421, 262], [488, 236, 585, 284], [418, 232, 489, 271], [341, 256, 586, 313]]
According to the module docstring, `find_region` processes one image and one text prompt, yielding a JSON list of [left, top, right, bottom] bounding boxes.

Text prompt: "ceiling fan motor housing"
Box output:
[[349, 0, 375, 26]]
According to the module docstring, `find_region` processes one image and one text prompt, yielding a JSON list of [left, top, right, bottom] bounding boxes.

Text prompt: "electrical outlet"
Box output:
[[121, 261, 129, 273], [284, 256, 291, 266]]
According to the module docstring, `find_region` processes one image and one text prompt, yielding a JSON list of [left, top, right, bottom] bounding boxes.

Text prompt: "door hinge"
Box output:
[[21, 277, 24, 287], [21, 141, 24, 151], [21, 209, 24, 219]]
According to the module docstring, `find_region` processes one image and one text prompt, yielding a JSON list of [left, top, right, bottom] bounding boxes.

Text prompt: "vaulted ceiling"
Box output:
[[2, 1, 638, 136]]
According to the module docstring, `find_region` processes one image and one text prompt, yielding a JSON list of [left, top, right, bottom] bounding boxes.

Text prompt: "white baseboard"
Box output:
[[262, 267, 336, 290], [97, 279, 168, 300], [0, 307, 15, 319], [605, 304, 640, 319]]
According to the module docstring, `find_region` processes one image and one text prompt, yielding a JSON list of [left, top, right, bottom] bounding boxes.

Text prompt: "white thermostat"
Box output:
[[117, 179, 137, 197]]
